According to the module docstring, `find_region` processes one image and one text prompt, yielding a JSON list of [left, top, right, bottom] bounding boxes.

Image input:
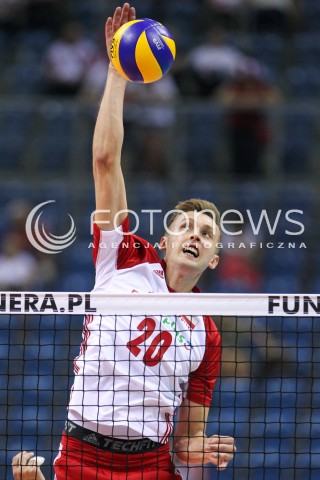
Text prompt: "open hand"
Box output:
[[105, 3, 136, 60]]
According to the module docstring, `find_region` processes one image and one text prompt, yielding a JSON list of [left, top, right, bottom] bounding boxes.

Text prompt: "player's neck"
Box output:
[[165, 263, 200, 293]]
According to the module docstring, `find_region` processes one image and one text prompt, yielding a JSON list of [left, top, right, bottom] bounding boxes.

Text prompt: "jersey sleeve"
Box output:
[[92, 216, 159, 279], [92, 215, 130, 276], [186, 316, 221, 407]]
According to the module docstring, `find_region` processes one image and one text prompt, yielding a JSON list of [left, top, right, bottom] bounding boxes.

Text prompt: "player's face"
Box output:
[[161, 211, 220, 273]]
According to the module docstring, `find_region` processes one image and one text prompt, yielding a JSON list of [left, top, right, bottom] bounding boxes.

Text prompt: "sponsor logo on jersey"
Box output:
[[83, 433, 99, 446], [162, 317, 192, 350], [179, 315, 199, 330], [153, 269, 165, 279]]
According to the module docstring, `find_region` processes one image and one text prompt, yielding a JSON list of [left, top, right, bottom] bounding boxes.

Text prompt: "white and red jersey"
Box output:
[[68, 217, 221, 443]]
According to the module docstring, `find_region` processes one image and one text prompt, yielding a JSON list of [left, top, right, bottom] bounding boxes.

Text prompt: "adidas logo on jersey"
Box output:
[[83, 433, 99, 446], [153, 269, 164, 279]]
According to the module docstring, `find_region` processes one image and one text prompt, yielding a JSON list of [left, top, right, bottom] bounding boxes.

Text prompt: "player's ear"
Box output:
[[159, 236, 167, 251], [208, 254, 219, 270]]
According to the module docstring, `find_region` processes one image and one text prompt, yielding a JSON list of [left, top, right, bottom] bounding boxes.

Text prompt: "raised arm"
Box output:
[[93, 3, 136, 231], [174, 399, 236, 469]]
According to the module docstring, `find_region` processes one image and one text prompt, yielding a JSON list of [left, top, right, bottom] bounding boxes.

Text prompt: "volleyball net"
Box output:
[[1, 292, 319, 480]]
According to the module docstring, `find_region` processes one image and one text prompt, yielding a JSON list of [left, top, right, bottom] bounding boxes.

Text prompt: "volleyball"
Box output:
[[110, 18, 176, 83]]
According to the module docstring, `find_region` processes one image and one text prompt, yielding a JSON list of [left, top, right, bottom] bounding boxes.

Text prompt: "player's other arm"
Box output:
[[93, 4, 136, 231], [173, 399, 236, 469]]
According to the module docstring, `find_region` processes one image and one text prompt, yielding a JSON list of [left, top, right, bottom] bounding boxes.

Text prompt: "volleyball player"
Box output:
[[54, 4, 236, 479]]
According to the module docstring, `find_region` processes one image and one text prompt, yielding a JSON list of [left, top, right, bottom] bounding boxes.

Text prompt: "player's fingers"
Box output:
[[119, 3, 131, 26], [209, 435, 235, 444], [112, 6, 122, 32], [121, 3, 131, 25], [106, 17, 113, 38], [208, 436, 236, 452], [12, 452, 24, 466], [208, 453, 231, 470], [209, 442, 236, 453], [105, 17, 114, 55], [129, 6, 136, 21], [208, 452, 221, 466], [218, 451, 235, 469], [16, 452, 35, 466], [217, 462, 229, 471]]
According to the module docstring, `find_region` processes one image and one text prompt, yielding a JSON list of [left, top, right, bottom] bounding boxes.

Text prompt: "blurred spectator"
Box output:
[[3, 199, 58, 289], [123, 74, 180, 178], [24, 0, 68, 32], [80, 50, 108, 103], [216, 315, 297, 380], [217, 72, 281, 175], [0, 0, 26, 33], [183, 27, 265, 97], [43, 21, 97, 95], [248, 0, 300, 34], [218, 250, 262, 291], [0, 231, 38, 290], [198, 0, 245, 29], [216, 224, 264, 292], [81, 53, 179, 178]]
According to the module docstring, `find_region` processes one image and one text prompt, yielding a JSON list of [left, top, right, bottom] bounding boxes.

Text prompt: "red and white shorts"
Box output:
[[54, 432, 183, 480]]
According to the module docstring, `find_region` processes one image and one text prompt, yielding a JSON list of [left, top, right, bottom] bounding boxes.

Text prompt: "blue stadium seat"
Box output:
[[1, 108, 34, 134], [303, 0, 320, 31], [40, 107, 76, 135], [38, 134, 70, 169], [0, 30, 6, 54], [263, 273, 301, 294], [16, 30, 52, 57], [310, 275, 320, 294], [184, 107, 223, 174], [60, 271, 95, 292], [60, 241, 94, 273], [0, 134, 25, 168], [263, 247, 306, 276], [133, 180, 173, 211], [278, 182, 316, 211], [293, 33, 320, 68], [250, 34, 285, 70], [179, 181, 223, 209], [286, 66, 320, 100], [6, 62, 43, 95], [280, 108, 317, 173]]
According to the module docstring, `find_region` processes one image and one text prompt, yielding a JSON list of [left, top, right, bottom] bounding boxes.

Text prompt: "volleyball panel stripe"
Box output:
[[111, 20, 143, 81], [135, 31, 163, 83], [141, 18, 160, 28], [153, 23, 174, 40], [118, 21, 147, 82], [162, 36, 176, 59], [145, 27, 175, 76]]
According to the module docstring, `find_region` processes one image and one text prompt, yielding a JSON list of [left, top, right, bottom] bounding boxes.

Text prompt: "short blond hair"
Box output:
[[167, 198, 221, 250]]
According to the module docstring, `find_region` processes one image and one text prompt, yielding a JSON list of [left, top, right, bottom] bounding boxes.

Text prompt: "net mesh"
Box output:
[[1, 292, 319, 480]]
